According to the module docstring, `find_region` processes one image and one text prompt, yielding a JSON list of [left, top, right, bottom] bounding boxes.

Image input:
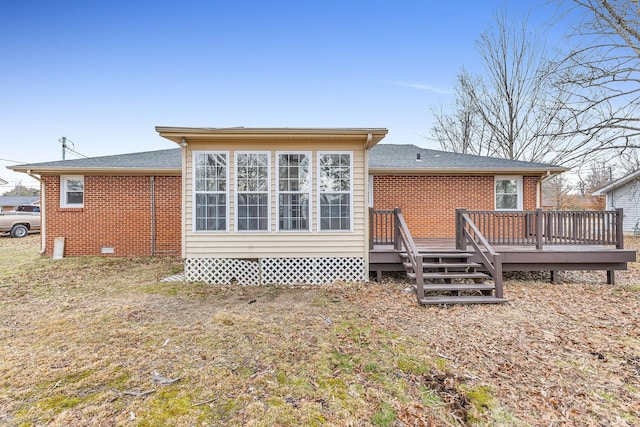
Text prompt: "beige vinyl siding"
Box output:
[[184, 139, 367, 259]]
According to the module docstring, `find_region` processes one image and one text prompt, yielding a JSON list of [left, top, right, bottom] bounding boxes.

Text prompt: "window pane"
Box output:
[[319, 154, 350, 192], [67, 192, 83, 204], [67, 179, 83, 192], [496, 194, 517, 210], [279, 193, 309, 230], [496, 179, 517, 194], [319, 194, 350, 230], [237, 191, 268, 231], [195, 193, 226, 231]]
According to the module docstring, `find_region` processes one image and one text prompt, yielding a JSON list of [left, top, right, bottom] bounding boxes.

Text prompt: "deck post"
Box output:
[[536, 208, 544, 250], [615, 208, 624, 249], [455, 208, 466, 250], [607, 270, 615, 285], [393, 208, 402, 251], [369, 207, 375, 250], [415, 254, 424, 300]]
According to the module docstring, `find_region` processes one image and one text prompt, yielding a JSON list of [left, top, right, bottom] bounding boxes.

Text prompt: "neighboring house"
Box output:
[[592, 169, 640, 233], [0, 196, 40, 212], [8, 126, 568, 284]]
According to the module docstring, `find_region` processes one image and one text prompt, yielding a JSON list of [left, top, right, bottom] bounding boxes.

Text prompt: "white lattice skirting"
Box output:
[[184, 257, 365, 285]]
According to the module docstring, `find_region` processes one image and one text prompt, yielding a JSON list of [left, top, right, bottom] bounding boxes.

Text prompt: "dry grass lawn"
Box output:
[[1, 235, 639, 426]]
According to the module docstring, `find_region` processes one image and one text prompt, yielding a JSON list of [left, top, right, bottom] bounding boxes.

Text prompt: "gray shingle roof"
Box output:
[[369, 144, 566, 171], [10, 149, 181, 170], [9, 144, 566, 174], [0, 196, 40, 206]]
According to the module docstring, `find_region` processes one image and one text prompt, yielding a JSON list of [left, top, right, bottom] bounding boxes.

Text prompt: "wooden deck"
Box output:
[[369, 208, 636, 303], [370, 237, 636, 283]]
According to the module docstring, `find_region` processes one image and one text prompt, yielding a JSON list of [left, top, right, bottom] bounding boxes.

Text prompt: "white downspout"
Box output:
[[27, 170, 46, 254]]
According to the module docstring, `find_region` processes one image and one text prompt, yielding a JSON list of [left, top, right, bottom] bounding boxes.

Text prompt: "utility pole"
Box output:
[[61, 136, 67, 160]]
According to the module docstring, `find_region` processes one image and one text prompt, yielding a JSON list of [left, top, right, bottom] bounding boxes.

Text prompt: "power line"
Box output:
[[0, 157, 28, 164]]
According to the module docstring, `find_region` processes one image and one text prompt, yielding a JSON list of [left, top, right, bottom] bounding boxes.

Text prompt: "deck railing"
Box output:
[[369, 208, 397, 249], [370, 208, 424, 298], [458, 208, 624, 249], [456, 209, 504, 298]]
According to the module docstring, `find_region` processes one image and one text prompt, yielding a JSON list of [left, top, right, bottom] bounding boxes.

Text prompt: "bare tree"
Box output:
[[543, 174, 574, 209], [550, 0, 640, 163], [430, 10, 576, 165], [575, 161, 611, 196], [431, 70, 496, 156]]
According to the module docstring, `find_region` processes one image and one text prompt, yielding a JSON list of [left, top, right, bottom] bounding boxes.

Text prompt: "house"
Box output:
[[0, 196, 40, 212], [592, 169, 640, 233], [9, 127, 633, 299]]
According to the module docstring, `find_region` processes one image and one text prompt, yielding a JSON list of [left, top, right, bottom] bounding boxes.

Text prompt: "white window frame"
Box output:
[[276, 151, 312, 232], [495, 176, 523, 211], [192, 151, 229, 232], [317, 151, 354, 232], [60, 175, 84, 208], [234, 151, 271, 232]]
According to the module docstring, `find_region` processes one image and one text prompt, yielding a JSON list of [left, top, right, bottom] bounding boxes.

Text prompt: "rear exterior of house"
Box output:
[[8, 129, 573, 287], [156, 127, 388, 285]]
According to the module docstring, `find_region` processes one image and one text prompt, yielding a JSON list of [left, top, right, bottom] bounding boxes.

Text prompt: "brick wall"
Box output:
[[373, 175, 540, 238], [42, 175, 181, 257]]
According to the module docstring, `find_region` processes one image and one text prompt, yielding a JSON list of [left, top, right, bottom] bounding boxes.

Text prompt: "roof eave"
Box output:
[[156, 126, 388, 146]]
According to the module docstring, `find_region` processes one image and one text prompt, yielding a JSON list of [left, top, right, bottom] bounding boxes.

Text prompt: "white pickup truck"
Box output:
[[0, 211, 41, 238]]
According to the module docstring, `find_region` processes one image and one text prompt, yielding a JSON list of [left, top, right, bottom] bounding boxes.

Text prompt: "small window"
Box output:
[[60, 175, 84, 208], [318, 152, 352, 231], [495, 176, 522, 210], [277, 152, 311, 231], [236, 152, 270, 231], [193, 151, 229, 231]]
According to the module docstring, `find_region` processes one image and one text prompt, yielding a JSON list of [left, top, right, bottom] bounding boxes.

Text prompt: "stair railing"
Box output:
[[455, 209, 504, 298], [393, 208, 425, 301]]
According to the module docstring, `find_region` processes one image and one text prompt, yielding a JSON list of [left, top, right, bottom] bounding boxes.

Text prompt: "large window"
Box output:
[[318, 152, 352, 231], [60, 175, 84, 208], [236, 152, 270, 231], [495, 176, 522, 210], [277, 152, 311, 231], [194, 152, 228, 231]]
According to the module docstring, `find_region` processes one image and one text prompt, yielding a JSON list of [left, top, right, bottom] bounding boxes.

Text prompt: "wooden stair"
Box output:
[[400, 252, 507, 305]]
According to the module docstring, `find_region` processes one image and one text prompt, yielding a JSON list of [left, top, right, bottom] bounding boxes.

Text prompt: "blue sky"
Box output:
[[1, 0, 565, 189]]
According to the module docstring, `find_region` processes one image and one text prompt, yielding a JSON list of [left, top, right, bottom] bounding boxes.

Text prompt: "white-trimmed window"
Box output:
[[318, 152, 353, 231], [60, 175, 84, 208], [194, 151, 229, 231], [236, 152, 270, 231], [495, 176, 523, 210], [277, 152, 311, 231]]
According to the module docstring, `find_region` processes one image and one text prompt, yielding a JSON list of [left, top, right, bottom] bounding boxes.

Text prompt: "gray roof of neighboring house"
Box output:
[[0, 196, 40, 206], [369, 144, 567, 173], [592, 169, 640, 196], [8, 144, 567, 174]]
